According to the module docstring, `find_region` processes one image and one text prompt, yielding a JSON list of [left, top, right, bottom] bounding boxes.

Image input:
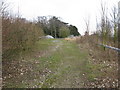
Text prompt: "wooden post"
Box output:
[[118, 1, 120, 89], [118, 2, 120, 37], [118, 2, 120, 49], [0, 1, 2, 89]]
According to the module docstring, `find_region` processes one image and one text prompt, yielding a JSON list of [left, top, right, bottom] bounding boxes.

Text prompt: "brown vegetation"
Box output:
[[76, 35, 118, 88], [2, 14, 44, 59], [64, 36, 80, 42]]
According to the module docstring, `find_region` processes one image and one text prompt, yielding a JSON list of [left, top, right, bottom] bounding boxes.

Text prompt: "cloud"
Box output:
[[7, 0, 119, 35]]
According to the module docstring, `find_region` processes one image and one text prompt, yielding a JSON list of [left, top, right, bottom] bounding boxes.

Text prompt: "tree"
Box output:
[[49, 16, 62, 38], [37, 16, 79, 38], [69, 25, 80, 36], [59, 26, 70, 38], [48, 16, 69, 38], [84, 16, 90, 35], [37, 16, 49, 35], [100, 1, 112, 45], [110, 6, 118, 44]]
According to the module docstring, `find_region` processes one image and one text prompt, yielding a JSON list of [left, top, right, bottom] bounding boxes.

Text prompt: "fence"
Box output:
[[98, 44, 120, 52]]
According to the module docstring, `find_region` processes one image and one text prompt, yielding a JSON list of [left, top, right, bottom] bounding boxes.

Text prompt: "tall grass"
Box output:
[[2, 16, 44, 59]]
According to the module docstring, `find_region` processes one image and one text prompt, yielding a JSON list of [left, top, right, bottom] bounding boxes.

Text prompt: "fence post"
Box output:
[[0, 1, 2, 89], [118, 1, 120, 89], [118, 1, 120, 44]]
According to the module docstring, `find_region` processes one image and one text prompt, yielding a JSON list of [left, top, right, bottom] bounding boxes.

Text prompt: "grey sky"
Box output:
[[6, 0, 119, 35]]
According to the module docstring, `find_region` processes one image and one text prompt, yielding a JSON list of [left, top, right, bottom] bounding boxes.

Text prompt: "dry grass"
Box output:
[[64, 36, 80, 42], [76, 35, 118, 88]]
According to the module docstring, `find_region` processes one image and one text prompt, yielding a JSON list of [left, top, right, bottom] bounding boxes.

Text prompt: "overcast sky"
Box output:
[[6, 0, 119, 35]]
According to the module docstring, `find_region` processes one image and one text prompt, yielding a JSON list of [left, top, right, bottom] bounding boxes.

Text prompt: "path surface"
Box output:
[[40, 39, 88, 88], [3, 38, 118, 88], [3, 39, 89, 88]]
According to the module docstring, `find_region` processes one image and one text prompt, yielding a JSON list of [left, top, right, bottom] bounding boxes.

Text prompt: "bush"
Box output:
[[2, 16, 44, 58]]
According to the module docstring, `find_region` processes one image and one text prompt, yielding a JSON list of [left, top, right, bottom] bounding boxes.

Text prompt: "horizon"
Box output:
[[5, 0, 119, 35]]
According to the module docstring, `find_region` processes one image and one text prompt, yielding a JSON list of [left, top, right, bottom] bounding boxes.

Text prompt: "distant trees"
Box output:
[[37, 16, 49, 35], [37, 16, 80, 38], [59, 26, 70, 38], [48, 16, 61, 38], [69, 25, 80, 36]]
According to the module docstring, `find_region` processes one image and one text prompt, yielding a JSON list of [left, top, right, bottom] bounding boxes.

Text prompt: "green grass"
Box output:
[[3, 38, 105, 88], [3, 39, 55, 60], [39, 40, 89, 88], [35, 39, 55, 50], [82, 58, 104, 82]]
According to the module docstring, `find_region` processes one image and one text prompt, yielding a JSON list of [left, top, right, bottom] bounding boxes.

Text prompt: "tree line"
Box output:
[[37, 16, 80, 38], [1, 1, 80, 58], [92, 1, 118, 47]]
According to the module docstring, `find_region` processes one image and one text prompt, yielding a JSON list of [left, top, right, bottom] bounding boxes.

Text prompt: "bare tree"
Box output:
[[84, 15, 90, 36], [110, 6, 118, 44], [1, 1, 10, 18], [100, 1, 106, 45], [100, 1, 112, 45]]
